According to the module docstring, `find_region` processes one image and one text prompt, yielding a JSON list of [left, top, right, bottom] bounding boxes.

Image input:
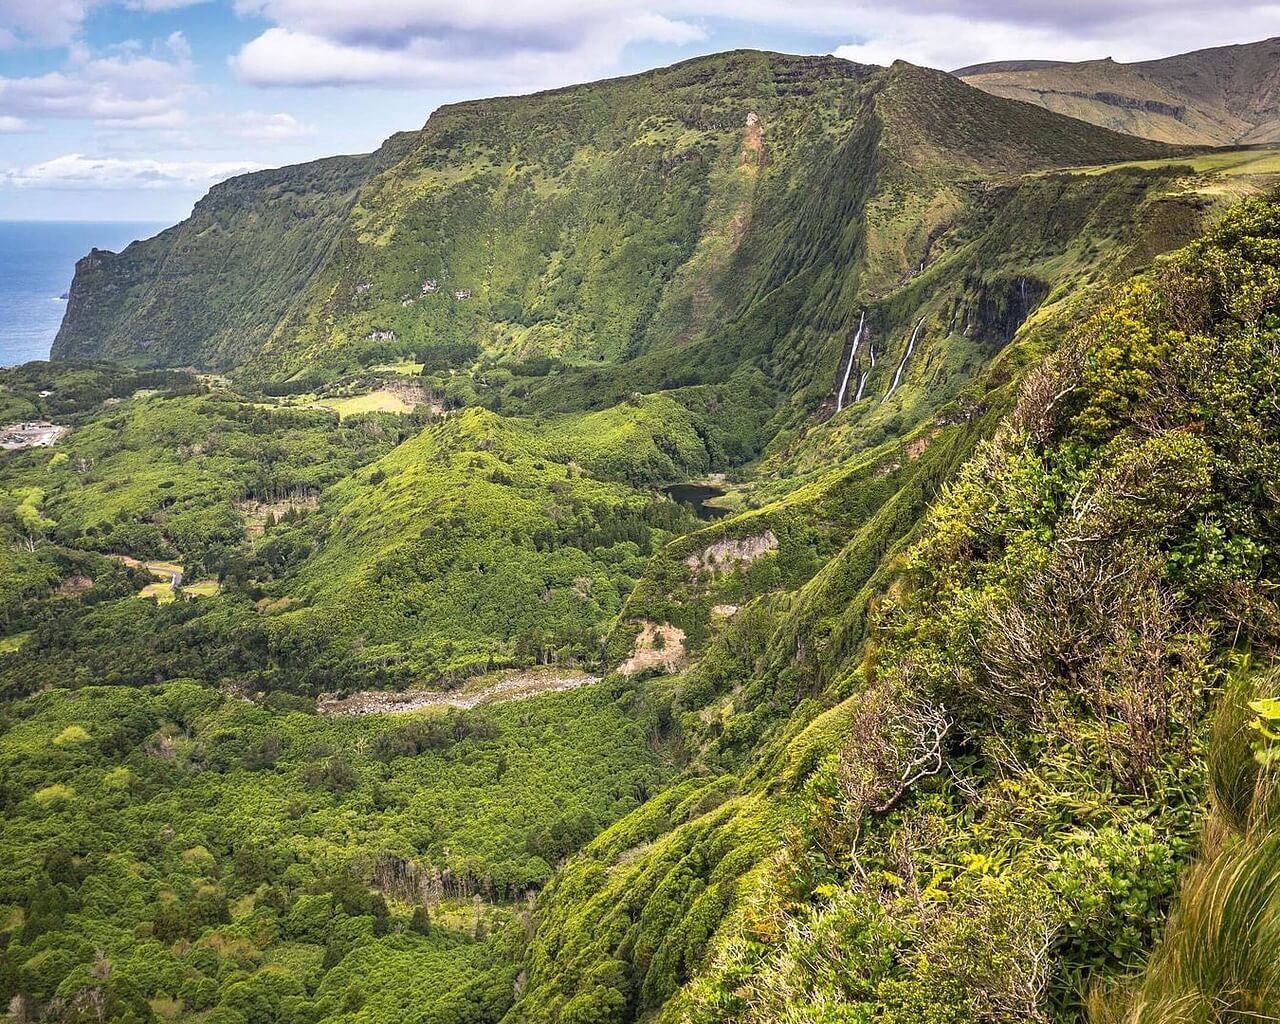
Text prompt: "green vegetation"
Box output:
[[53, 53, 1177, 445], [266, 404, 704, 686], [51, 138, 419, 369], [311, 390, 419, 419], [1075, 144, 1280, 177], [0, 679, 665, 1022], [8, 40, 1280, 1024]]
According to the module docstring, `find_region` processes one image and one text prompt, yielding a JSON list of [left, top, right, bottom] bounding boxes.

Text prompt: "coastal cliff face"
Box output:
[[51, 136, 417, 369], [50, 50, 1176, 407]]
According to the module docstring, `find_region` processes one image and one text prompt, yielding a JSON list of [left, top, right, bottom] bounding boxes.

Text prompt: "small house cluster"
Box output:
[[397, 280, 472, 306], [1, 422, 68, 450]]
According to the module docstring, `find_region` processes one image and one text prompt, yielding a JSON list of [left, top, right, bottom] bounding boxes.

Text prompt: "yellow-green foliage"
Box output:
[[3, 68, 1280, 1024], [51, 725, 89, 746], [1089, 667, 1280, 1023], [313, 389, 416, 419], [658, 195, 1280, 1023], [271, 405, 702, 684], [0, 390, 404, 566]]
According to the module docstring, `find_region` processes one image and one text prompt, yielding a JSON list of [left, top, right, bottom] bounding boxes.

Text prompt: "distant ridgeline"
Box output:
[[53, 51, 1194, 438], [958, 36, 1280, 145]]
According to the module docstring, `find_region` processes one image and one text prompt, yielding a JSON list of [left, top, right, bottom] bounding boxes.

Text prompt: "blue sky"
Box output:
[[1, 0, 1278, 223]]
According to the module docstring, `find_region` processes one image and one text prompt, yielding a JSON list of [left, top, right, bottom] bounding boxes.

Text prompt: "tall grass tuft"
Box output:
[[1091, 668, 1280, 1023]]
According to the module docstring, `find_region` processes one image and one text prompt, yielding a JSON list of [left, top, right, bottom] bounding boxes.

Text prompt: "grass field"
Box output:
[[1075, 145, 1280, 178], [313, 389, 416, 419], [181, 579, 221, 598], [0, 632, 30, 654], [371, 361, 426, 375], [118, 558, 184, 604], [138, 580, 176, 603]]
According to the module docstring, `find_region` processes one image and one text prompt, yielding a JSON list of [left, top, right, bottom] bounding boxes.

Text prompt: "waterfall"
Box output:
[[881, 316, 925, 404], [835, 311, 865, 413], [854, 342, 876, 402]]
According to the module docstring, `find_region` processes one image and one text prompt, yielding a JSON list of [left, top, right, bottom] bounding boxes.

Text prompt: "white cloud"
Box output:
[[0, 0, 209, 48], [229, 0, 1280, 89], [0, 152, 261, 190], [828, 2, 1280, 70], [831, 13, 1106, 70], [0, 114, 31, 131], [0, 32, 196, 127], [162, 29, 192, 62], [0, 0, 91, 48], [231, 3, 708, 87], [212, 109, 315, 140]]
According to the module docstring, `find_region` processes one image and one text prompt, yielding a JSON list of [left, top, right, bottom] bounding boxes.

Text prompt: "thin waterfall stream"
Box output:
[[882, 316, 925, 404], [836, 311, 865, 412]]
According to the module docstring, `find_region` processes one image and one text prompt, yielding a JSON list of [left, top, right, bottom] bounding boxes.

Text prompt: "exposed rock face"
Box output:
[[618, 621, 687, 677], [51, 133, 419, 368], [951, 275, 1050, 347], [57, 575, 94, 597], [740, 111, 767, 168], [317, 669, 598, 715], [685, 530, 778, 576]]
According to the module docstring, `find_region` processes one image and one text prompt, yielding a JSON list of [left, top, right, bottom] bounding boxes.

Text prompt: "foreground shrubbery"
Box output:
[[661, 195, 1280, 1022], [4, 184, 1280, 1024]]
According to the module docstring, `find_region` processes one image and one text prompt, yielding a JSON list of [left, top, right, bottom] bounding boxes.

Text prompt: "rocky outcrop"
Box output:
[[618, 622, 687, 677], [684, 530, 778, 576]]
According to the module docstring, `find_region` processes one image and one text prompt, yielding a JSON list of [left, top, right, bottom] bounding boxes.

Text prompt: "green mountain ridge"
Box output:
[[53, 52, 1174, 398], [5, 38, 1280, 1024], [958, 36, 1280, 145], [52, 133, 420, 369]]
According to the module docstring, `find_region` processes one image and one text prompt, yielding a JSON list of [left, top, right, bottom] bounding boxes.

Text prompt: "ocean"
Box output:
[[0, 220, 165, 368]]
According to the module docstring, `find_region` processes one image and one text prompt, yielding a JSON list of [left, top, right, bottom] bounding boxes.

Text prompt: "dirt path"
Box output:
[[107, 554, 184, 587], [318, 669, 601, 716]]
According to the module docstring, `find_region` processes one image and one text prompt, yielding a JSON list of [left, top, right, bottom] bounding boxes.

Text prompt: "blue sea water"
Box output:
[[0, 221, 164, 368]]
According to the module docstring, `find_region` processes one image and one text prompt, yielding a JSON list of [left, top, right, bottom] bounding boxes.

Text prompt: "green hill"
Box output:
[[958, 36, 1280, 145], [53, 53, 1173, 402], [51, 134, 418, 369]]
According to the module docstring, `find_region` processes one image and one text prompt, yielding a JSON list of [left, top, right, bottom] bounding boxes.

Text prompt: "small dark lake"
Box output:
[[664, 483, 728, 520]]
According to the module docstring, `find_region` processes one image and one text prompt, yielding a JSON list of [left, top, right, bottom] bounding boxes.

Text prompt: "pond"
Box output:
[[664, 482, 728, 521]]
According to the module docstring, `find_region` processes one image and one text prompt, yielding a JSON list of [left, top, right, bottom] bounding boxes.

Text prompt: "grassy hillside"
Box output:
[[51, 135, 418, 369], [958, 36, 1280, 145], [509, 193, 1280, 1024], [51, 52, 1173, 422], [9, 188, 1279, 1023]]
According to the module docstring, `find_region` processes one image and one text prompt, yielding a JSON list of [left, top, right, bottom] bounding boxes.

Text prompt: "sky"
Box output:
[[1, 0, 1279, 223]]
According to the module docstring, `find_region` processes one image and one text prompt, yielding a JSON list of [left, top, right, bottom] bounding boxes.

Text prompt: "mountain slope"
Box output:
[[51, 133, 418, 368], [510, 192, 1280, 1024], [957, 36, 1280, 145], [9, 39, 1280, 1024], [52, 51, 1174, 402]]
